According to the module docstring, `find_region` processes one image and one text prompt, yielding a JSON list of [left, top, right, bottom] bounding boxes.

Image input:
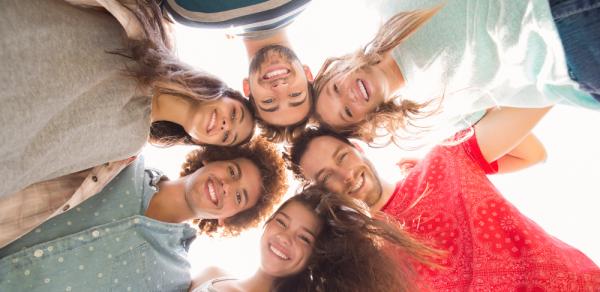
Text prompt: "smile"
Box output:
[[205, 178, 219, 206], [206, 110, 217, 135], [262, 66, 290, 80], [357, 79, 369, 102], [269, 244, 290, 260], [348, 172, 365, 195]]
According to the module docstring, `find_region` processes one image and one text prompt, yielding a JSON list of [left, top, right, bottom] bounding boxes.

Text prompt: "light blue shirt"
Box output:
[[0, 157, 197, 292]]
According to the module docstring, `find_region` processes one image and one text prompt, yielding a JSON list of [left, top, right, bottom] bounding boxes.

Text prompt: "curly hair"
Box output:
[[179, 137, 288, 236], [112, 0, 256, 147], [271, 186, 442, 292], [312, 5, 442, 148]]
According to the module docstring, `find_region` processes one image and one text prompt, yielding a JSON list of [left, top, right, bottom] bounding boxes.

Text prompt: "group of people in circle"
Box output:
[[1, 0, 599, 291]]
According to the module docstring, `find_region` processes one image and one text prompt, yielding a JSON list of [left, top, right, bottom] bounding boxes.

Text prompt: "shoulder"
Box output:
[[189, 266, 230, 291]]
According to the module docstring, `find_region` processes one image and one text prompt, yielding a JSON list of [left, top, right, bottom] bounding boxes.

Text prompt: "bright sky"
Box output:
[[141, 0, 600, 279]]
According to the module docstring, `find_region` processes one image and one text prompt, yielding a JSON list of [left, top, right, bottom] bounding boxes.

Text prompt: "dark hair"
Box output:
[[247, 45, 314, 143], [312, 6, 442, 148], [272, 186, 441, 292], [115, 0, 256, 147], [179, 137, 288, 236], [286, 126, 353, 180]]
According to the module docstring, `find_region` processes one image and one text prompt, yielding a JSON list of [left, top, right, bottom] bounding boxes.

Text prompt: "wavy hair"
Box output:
[[271, 186, 442, 292], [179, 137, 288, 236], [313, 5, 442, 148]]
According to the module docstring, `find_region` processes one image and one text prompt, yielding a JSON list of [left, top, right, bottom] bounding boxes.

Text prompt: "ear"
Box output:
[[242, 78, 251, 97], [351, 141, 365, 154], [303, 65, 314, 82], [217, 218, 225, 226]]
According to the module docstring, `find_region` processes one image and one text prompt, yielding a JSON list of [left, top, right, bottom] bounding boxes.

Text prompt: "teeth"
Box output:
[[265, 69, 288, 79], [207, 111, 216, 133], [357, 80, 368, 101], [349, 173, 364, 193], [207, 181, 217, 204], [269, 245, 289, 260]]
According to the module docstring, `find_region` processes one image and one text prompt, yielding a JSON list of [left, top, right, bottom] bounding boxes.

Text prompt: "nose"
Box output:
[[340, 168, 354, 185], [220, 117, 230, 131], [271, 78, 288, 90], [277, 232, 292, 246]]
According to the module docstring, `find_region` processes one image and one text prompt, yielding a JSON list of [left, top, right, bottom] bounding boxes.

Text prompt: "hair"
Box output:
[[312, 5, 442, 148], [285, 126, 353, 181], [111, 0, 256, 146], [249, 83, 314, 143], [247, 44, 314, 143], [271, 186, 441, 292], [179, 136, 288, 236]]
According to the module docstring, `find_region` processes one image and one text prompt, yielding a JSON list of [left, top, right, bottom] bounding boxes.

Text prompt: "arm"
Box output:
[[495, 133, 547, 173], [188, 266, 229, 292], [474, 106, 552, 164]]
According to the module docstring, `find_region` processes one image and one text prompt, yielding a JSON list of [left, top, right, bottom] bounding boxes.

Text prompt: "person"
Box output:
[[189, 185, 439, 292], [0, 0, 256, 198], [0, 137, 288, 291], [163, 0, 315, 142], [288, 107, 600, 290], [312, 0, 600, 146]]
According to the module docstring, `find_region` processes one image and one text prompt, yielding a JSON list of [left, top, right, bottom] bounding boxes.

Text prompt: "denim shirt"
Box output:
[[0, 157, 197, 292]]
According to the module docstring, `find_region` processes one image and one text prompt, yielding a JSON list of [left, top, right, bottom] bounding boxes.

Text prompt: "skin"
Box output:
[[151, 94, 255, 146], [189, 201, 322, 292], [243, 32, 313, 127], [315, 52, 404, 130], [145, 158, 262, 225], [298, 136, 394, 208]]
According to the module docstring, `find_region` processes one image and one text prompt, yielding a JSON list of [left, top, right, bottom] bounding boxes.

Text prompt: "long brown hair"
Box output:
[[114, 0, 256, 146], [179, 137, 288, 236], [313, 5, 442, 148], [272, 186, 442, 292]]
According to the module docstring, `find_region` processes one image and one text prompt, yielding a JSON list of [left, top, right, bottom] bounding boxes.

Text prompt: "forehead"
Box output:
[[315, 84, 344, 129], [299, 136, 353, 175], [278, 201, 321, 234]]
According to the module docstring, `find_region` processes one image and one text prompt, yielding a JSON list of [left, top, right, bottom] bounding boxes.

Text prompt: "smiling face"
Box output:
[[186, 97, 255, 146], [260, 201, 322, 277], [315, 65, 390, 130], [299, 136, 382, 206], [246, 45, 313, 127], [183, 158, 262, 221]]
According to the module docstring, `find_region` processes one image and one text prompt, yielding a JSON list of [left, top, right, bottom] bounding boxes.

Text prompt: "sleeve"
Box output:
[[458, 128, 499, 174], [162, 0, 311, 36]]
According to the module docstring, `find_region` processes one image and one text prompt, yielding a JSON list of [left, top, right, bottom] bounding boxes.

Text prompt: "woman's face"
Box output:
[[315, 65, 390, 130], [183, 158, 262, 223], [186, 97, 255, 146], [259, 201, 322, 277]]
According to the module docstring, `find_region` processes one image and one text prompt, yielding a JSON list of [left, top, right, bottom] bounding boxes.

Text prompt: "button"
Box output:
[[62, 204, 70, 212], [91, 176, 98, 182], [34, 249, 44, 257]]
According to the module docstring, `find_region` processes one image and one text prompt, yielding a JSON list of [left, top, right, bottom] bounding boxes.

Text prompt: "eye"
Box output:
[[275, 218, 287, 228], [290, 92, 302, 98], [338, 152, 348, 164], [235, 191, 242, 205], [231, 107, 237, 121], [228, 166, 236, 178], [262, 98, 274, 104], [344, 106, 353, 118], [299, 235, 312, 245], [320, 172, 332, 185], [222, 131, 230, 143]]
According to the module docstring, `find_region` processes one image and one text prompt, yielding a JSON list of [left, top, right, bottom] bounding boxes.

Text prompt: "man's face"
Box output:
[[246, 45, 312, 127], [298, 136, 383, 206]]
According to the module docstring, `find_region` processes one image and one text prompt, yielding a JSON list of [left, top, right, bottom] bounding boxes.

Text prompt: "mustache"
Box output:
[[248, 44, 300, 74]]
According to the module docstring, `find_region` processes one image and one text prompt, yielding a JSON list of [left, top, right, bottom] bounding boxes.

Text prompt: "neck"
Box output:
[[238, 269, 276, 292], [380, 52, 405, 101], [151, 94, 192, 126], [371, 179, 396, 212], [144, 179, 195, 223], [243, 29, 292, 59]]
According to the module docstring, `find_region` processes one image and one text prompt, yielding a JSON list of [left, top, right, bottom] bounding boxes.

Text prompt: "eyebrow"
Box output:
[[239, 104, 245, 125], [314, 145, 344, 181], [279, 211, 317, 238], [229, 132, 238, 146], [288, 92, 307, 107]]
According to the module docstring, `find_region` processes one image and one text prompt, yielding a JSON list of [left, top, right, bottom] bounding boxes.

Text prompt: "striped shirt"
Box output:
[[163, 0, 311, 37]]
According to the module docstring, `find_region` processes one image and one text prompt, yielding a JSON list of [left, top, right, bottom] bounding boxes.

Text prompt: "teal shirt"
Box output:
[[0, 157, 196, 292], [376, 0, 599, 129]]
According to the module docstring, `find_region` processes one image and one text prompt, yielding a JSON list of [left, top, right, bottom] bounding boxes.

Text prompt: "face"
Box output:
[[315, 65, 390, 130], [260, 201, 322, 277], [245, 45, 312, 127], [186, 97, 254, 146], [299, 136, 382, 206], [183, 158, 262, 221]]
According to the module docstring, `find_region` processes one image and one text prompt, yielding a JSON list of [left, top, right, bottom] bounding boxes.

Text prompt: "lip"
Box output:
[[262, 65, 291, 81], [348, 171, 365, 195], [204, 176, 222, 208], [354, 79, 370, 103], [268, 241, 291, 261], [206, 109, 217, 136]]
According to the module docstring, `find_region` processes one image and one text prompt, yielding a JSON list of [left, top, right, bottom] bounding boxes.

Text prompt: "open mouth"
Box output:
[[348, 172, 365, 195], [269, 243, 290, 260], [205, 178, 220, 206], [262, 66, 291, 81], [206, 110, 217, 135], [356, 79, 370, 102]]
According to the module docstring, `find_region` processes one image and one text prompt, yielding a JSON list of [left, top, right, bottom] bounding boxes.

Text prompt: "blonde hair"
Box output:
[[313, 5, 443, 148]]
